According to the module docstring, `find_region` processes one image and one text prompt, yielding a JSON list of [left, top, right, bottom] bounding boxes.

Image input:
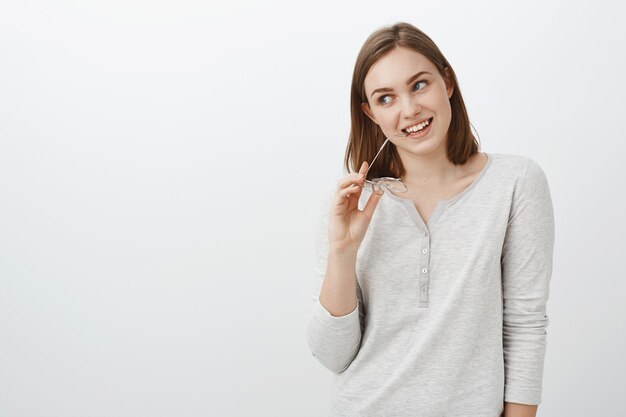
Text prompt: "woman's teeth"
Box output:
[[404, 118, 432, 134]]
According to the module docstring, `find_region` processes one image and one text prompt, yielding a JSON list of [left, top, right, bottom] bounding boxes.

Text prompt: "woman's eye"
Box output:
[[377, 80, 428, 105], [413, 80, 428, 91]]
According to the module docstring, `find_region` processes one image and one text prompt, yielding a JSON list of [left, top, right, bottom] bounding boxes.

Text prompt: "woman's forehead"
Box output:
[[364, 48, 438, 91]]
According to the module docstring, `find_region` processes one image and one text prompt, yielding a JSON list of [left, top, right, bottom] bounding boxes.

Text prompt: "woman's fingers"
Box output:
[[336, 161, 368, 191], [336, 173, 364, 191], [361, 188, 383, 218], [339, 183, 360, 198], [358, 161, 368, 177]]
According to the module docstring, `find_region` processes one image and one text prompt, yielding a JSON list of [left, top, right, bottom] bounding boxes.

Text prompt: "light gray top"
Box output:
[[305, 153, 555, 417]]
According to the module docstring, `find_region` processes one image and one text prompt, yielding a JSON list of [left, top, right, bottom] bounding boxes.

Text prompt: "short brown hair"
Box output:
[[345, 22, 481, 179]]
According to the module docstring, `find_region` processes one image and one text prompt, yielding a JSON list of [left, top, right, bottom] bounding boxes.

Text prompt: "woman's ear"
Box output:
[[444, 67, 454, 99], [361, 102, 379, 125]]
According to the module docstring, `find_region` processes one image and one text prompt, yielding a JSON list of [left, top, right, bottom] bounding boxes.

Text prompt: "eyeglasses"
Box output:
[[359, 133, 408, 195]]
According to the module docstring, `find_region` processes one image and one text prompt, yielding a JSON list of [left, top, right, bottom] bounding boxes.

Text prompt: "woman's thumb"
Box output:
[[362, 189, 382, 219]]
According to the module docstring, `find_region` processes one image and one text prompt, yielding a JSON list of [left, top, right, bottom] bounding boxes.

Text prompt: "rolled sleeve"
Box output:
[[501, 158, 555, 405]]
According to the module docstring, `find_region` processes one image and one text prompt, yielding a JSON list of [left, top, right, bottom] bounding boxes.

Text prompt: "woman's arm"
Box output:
[[501, 158, 555, 408], [503, 401, 538, 417], [305, 189, 364, 374]]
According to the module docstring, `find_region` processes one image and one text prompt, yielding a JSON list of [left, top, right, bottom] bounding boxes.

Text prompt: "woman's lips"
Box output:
[[404, 117, 433, 138]]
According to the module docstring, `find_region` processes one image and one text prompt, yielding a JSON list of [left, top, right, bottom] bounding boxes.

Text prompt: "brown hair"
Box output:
[[344, 22, 481, 179]]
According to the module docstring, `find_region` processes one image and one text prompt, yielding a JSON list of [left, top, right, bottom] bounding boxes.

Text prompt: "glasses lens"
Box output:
[[362, 181, 375, 192], [381, 178, 408, 193]]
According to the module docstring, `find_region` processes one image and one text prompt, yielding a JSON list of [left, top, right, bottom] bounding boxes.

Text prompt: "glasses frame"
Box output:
[[359, 133, 408, 195]]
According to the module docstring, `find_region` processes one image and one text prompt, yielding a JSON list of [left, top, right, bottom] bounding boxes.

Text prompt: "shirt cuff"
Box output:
[[504, 385, 543, 405], [311, 296, 360, 331]]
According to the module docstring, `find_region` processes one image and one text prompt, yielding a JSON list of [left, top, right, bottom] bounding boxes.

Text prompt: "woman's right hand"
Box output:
[[328, 161, 384, 254]]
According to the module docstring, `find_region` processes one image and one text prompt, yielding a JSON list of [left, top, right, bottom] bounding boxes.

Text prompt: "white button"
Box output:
[[424, 231, 429, 237], [422, 248, 428, 254], [422, 268, 428, 273], [421, 286, 426, 293]]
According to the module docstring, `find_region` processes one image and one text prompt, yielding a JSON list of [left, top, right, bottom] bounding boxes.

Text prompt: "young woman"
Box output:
[[305, 22, 554, 417]]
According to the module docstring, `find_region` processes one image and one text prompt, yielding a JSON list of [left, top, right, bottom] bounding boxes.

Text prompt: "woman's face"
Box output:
[[361, 47, 454, 156]]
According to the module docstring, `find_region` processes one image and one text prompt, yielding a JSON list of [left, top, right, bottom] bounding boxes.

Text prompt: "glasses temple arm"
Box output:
[[364, 133, 404, 178]]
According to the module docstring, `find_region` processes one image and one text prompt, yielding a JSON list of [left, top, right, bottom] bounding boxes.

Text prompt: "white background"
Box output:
[[1, 1, 625, 416]]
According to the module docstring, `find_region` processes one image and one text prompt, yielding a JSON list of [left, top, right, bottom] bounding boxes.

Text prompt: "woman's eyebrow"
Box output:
[[370, 71, 432, 98]]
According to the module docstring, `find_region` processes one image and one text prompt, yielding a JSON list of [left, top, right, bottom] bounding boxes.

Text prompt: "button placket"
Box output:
[[419, 230, 431, 307]]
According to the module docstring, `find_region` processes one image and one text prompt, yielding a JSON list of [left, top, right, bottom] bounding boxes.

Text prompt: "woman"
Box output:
[[305, 22, 554, 417]]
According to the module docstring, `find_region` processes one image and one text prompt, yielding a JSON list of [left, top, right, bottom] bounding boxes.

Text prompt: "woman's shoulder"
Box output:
[[488, 152, 547, 179], [488, 152, 551, 197]]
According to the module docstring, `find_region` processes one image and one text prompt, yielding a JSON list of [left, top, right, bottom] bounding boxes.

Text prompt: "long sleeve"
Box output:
[[501, 158, 555, 405], [305, 188, 365, 374]]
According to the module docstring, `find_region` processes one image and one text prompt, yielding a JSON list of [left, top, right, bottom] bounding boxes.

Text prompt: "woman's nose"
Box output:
[[399, 94, 422, 117]]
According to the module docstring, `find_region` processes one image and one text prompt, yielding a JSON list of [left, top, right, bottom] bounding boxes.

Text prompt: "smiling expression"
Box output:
[[361, 46, 454, 155]]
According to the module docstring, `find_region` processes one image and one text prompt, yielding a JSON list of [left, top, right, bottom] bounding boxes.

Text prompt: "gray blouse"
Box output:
[[306, 153, 555, 417]]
